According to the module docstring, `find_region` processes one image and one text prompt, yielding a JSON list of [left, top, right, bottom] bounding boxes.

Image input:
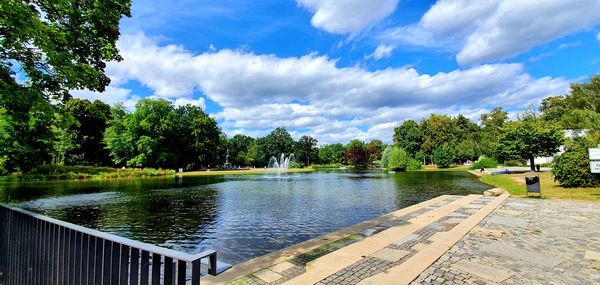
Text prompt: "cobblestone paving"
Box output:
[[411, 199, 600, 285]]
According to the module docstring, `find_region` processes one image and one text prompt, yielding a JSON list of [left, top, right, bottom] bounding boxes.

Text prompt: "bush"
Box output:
[[406, 158, 423, 170], [553, 139, 600, 187], [472, 157, 498, 169], [387, 147, 408, 171]]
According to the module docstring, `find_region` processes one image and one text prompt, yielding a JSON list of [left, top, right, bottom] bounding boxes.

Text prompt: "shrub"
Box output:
[[472, 157, 498, 169], [387, 147, 409, 171], [553, 139, 600, 187], [406, 158, 423, 170]]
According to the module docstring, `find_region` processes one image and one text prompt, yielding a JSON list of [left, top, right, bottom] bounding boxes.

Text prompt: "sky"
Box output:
[[72, 0, 600, 144]]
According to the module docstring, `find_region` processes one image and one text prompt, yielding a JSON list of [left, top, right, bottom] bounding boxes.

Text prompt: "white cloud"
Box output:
[[297, 0, 399, 34], [385, 0, 600, 65], [81, 33, 570, 144], [366, 45, 394, 60]]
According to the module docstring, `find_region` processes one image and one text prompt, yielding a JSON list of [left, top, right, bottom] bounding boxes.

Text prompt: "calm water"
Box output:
[[0, 170, 489, 264]]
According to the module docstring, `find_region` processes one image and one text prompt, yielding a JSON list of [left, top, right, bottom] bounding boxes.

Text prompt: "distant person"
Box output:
[[536, 164, 541, 172]]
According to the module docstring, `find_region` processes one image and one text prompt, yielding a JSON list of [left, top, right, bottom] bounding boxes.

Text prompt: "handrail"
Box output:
[[0, 203, 231, 284], [2, 203, 214, 263]]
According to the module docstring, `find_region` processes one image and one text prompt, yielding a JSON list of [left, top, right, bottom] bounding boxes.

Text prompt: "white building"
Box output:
[[527, 129, 588, 165]]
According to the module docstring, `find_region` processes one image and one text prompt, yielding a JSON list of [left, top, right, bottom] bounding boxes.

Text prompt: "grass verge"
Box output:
[[480, 171, 600, 202]]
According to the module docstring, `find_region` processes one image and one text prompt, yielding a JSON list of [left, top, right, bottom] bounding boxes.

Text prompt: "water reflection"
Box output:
[[0, 171, 488, 264]]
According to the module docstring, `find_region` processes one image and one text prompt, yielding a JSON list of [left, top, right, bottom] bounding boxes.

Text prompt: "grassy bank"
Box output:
[[177, 167, 315, 176], [1, 165, 175, 181], [480, 171, 600, 202]]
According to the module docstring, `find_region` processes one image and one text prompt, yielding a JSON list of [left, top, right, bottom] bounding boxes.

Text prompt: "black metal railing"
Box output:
[[0, 204, 231, 285]]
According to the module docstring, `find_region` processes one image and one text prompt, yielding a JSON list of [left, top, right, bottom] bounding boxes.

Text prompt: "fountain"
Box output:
[[223, 149, 233, 169], [268, 153, 295, 175]]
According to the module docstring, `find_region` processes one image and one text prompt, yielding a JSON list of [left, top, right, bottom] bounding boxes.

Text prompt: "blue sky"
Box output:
[[73, 0, 600, 144]]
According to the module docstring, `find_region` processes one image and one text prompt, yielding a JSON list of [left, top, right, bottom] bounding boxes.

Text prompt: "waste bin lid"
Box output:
[[525, 176, 540, 185]]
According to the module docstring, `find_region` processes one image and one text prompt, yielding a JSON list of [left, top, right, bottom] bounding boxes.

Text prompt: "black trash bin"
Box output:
[[525, 176, 541, 196]]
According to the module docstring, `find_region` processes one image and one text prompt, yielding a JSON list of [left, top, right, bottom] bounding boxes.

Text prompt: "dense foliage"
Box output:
[[553, 134, 600, 187], [0, 0, 131, 171], [104, 99, 222, 169]]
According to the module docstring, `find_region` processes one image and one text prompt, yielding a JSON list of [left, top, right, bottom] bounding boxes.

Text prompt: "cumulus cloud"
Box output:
[[386, 0, 600, 65], [297, 0, 399, 34], [366, 45, 394, 60], [79, 33, 570, 143]]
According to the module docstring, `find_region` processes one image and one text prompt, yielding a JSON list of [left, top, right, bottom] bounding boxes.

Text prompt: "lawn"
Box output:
[[177, 167, 315, 176], [480, 171, 600, 202]]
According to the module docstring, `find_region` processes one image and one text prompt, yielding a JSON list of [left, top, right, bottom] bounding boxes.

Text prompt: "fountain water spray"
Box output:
[[268, 153, 295, 175]]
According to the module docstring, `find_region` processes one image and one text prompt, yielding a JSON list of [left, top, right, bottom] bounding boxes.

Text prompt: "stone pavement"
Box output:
[[214, 196, 600, 285], [411, 199, 600, 285]]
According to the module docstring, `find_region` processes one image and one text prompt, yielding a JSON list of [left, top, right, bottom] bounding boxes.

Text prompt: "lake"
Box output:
[[0, 170, 489, 265]]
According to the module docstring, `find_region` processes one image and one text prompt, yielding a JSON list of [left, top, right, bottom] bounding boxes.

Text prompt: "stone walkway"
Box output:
[[210, 196, 600, 285], [411, 199, 600, 284]]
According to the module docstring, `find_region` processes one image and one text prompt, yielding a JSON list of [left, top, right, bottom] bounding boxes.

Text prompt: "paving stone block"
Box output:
[[584, 250, 600, 261], [392, 234, 419, 246], [487, 216, 528, 228], [451, 260, 515, 282], [269, 261, 296, 274], [370, 248, 411, 262], [481, 242, 564, 268], [253, 269, 283, 283]]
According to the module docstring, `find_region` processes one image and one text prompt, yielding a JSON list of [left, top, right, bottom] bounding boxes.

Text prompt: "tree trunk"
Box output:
[[529, 157, 536, 171]]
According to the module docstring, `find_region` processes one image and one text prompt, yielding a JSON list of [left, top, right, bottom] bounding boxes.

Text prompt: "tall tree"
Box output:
[[257, 127, 295, 165], [318, 143, 345, 164], [420, 114, 457, 155], [295, 135, 318, 166], [393, 120, 422, 157], [0, 0, 130, 171], [64, 99, 112, 165], [498, 119, 565, 171], [229, 134, 256, 166]]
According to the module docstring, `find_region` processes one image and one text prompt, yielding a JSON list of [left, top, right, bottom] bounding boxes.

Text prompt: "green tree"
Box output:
[[433, 143, 456, 168], [0, 0, 130, 171], [420, 114, 457, 155], [295, 135, 318, 166], [498, 119, 565, 171], [229, 134, 255, 166], [64, 99, 112, 165], [387, 147, 409, 171], [104, 99, 222, 169], [393, 120, 422, 157], [318, 143, 345, 164], [103, 103, 132, 166], [479, 107, 509, 158], [257, 127, 295, 165]]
